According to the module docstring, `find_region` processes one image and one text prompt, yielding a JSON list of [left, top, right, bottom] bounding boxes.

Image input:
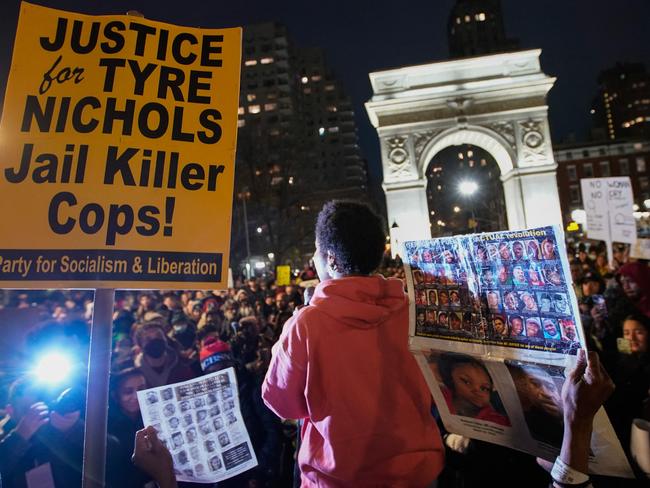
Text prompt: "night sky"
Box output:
[[1, 0, 649, 196]]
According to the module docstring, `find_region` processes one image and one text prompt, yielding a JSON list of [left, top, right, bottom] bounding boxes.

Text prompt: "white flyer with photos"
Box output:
[[137, 368, 258, 483]]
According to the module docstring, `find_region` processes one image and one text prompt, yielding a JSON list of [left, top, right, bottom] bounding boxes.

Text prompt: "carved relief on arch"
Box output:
[[413, 129, 445, 163], [519, 119, 547, 164], [484, 121, 516, 151], [385, 135, 413, 180]]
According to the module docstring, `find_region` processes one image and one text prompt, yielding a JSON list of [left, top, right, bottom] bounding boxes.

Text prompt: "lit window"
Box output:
[[260, 57, 274, 64], [301, 76, 309, 84], [303, 87, 311, 94], [288, 176, 294, 185], [238, 107, 244, 115], [328, 126, 339, 133], [477, 12, 486, 21], [456, 17, 461, 24], [458, 152, 464, 160], [324, 84, 335, 91], [244, 59, 257, 66], [264, 103, 277, 111], [318, 127, 325, 136], [247, 94, 256, 102], [464, 15, 471, 22], [248, 105, 261, 114], [237, 119, 245, 127], [327, 105, 337, 112], [311, 75, 322, 82], [467, 150, 473, 157], [637, 157, 647, 173]]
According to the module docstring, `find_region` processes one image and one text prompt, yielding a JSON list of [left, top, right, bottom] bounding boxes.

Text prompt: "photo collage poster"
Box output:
[[403, 226, 632, 477], [138, 368, 258, 483], [404, 226, 584, 359]]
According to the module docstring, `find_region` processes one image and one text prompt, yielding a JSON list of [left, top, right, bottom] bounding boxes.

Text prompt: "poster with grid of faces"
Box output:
[[138, 368, 257, 483], [404, 226, 583, 357]]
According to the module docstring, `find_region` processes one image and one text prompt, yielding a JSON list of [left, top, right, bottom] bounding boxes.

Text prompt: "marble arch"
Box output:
[[365, 49, 563, 249]]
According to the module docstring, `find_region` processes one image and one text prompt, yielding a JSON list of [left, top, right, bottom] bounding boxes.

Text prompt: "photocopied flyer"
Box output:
[[137, 368, 258, 483], [404, 226, 633, 478]]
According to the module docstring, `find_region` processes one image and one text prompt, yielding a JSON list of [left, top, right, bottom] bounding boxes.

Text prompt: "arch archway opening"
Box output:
[[426, 144, 508, 236]]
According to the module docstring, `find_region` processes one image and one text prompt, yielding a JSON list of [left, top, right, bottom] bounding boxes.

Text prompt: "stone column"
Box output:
[[380, 134, 432, 255]]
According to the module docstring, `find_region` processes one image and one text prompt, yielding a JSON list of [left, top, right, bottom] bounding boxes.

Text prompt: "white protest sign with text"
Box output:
[[580, 177, 636, 244]]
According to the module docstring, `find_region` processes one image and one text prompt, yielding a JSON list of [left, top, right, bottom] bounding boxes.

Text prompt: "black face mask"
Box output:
[[144, 338, 166, 358]]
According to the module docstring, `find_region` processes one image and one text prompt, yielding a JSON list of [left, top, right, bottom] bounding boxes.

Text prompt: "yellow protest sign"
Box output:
[[276, 265, 291, 286], [0, 3, 241, 289]]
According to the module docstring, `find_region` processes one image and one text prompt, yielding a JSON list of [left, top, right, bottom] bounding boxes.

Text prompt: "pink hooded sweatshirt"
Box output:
[[262, 275, 444, 487]]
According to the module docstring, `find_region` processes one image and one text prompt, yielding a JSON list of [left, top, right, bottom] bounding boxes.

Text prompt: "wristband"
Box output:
[[550, 457, 591, 487]]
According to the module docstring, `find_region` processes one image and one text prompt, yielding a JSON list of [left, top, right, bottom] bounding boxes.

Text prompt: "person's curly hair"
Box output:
[[315, 200, 385, 275]]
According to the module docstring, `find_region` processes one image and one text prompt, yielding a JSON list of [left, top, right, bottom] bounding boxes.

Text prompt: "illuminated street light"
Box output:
[[256, 227, 263, 234], [458, 180, 478, 196], [453, 205, 461, 213]]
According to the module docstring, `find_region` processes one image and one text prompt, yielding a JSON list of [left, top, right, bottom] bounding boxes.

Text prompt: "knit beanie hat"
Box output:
[[199, 337, 234, 371]]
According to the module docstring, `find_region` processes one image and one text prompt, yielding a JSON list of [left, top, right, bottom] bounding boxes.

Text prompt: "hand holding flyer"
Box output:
[[137, 368, 258, 483], [132, 426, 176, 488]]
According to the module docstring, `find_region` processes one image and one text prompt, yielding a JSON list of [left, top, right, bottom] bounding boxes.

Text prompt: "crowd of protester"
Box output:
[[0, 237, 648, 487]]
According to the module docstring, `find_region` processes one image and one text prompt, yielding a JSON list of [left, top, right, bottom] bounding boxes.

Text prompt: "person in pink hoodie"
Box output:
[[261, 200, 445, 487]]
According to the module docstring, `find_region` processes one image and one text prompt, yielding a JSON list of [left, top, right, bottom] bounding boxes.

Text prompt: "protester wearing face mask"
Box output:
[[134, 321, 195, 388], [168, 311, 197, 353]]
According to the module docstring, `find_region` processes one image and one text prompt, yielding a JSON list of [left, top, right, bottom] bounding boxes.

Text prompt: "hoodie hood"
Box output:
[[309, 275, 407, 329], [619, 262, 650, 316]]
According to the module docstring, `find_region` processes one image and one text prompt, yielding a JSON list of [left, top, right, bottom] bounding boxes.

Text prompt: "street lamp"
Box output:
[[458, 180, 479, 196], [237, 189, 252, 275], [458, 180, 479, 232]]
